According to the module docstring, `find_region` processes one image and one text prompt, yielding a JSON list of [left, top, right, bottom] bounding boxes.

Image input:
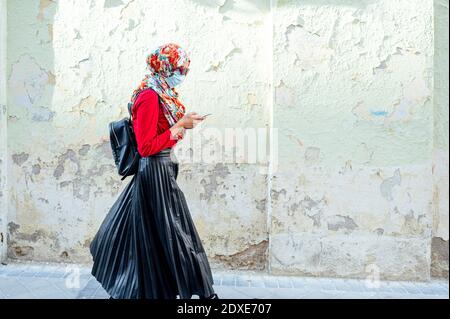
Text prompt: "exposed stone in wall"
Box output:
[[178, 162, 268, 264], [211, 240, 268, 270], [431, 237, 449, 278]]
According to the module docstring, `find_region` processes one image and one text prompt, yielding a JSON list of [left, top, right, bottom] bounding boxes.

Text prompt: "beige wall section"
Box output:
[[0, 0, 7, 261], [271, 0, 435, 280], [432, 0, 449, 278], [6, 0, 271, 267]]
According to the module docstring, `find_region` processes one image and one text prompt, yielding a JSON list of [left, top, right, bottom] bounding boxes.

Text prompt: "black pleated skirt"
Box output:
[[89, 148, 215, 299]]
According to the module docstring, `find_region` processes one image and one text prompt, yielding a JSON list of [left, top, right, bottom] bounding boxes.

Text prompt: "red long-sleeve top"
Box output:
[[131, 88, 178, 157]]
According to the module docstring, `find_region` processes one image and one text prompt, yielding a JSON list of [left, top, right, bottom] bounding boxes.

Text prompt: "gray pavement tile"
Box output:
[[77, 287, 98, 299], [319, 279, 339, 291], [91, 295, 109, 299], [419, 285, 448, 296], [80, 273, 94, 280], [373, 282, 397, 293], [431, 287, 449, 296], [18, 265, 46, 277], [341, 279, 368, 292], [36, 291, 72, 299], [262, 276, 279, 288], [292, 277, 322, 290], [272, 287, 321, 299], [33, 271, 57, 278], [277, 277, 293, 288], [229, 286, 275, 299], [4, 270, 26, 277], [385, 282, 409, 294], [249, 277, 265, 288], [0, 283, 31, 298], [221, 274, 236, 286], [215, 286, 255, 299], [7, 292, 37, 299], [236, 276, 252, 287], [84, 278, 101, 289], [46, 272, 67, 278], [333, 279, 357, 292], [436, 281, 449, 289], [93, 289, 109, 299], [331, 291, 378, 299], [46, 277, 91, 295], [291, 278, 308, 289], [16, 277, 52, 291]]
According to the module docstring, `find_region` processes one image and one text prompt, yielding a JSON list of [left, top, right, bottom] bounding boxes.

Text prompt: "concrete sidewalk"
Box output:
[[0, 261, 448, 299]]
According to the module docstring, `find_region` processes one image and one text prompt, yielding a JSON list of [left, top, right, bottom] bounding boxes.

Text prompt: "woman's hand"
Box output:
[[169, 112, 205, 140], [176, 112, 205, 129]]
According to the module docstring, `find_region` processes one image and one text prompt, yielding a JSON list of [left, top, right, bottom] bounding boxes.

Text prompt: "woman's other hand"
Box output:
[[169, 112, 205, 140]]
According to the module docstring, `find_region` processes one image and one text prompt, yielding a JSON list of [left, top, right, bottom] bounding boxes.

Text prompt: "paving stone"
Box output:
[[231, 286, 276, 299], [277, 277, 293, 288], [212, 274, 222, 286], [221, 274, 236, 286], [262, 276, 279, 288], [17, 277, 52, 291], [249, 277, 265, 288], [401, 283, 425, 295], [0, 281, 31, 298], [436, 281, 449, 289], [236, 276, 252, 287], [216, 286, 255, 299]]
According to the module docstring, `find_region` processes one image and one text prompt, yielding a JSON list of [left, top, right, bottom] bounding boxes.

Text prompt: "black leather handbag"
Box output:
[[109, 102, 141, 180]]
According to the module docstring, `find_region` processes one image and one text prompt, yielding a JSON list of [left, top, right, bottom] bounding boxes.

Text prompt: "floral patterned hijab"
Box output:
[[129, 43, 190, 126]]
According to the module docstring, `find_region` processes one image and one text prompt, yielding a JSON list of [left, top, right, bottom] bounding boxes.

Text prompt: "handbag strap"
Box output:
[[127, 101, 133, 121]]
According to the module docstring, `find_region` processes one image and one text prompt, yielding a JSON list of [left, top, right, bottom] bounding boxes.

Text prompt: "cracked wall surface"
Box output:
[[5, 0, 271, 267], [1, 0, 448, 281], [271, 0, 437, 281]]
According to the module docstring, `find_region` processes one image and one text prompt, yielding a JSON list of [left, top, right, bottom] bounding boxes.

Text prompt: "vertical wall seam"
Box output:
[[266, 0, 275, 274], [0, 0, 8, 262], [430, 0, 436, 279]]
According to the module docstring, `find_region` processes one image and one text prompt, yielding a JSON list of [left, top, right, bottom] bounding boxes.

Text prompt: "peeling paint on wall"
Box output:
[[271, 0, 437, 280], [1, 0, 447, 280], [431, 237, 449, 278]]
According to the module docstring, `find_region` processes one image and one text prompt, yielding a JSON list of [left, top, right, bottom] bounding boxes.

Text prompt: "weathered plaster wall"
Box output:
[[6, 0, 271, 267], [271, 0, 435, 280], [3, 0, 448, 281], [0, 0, 7, 261], [432, 0, 449, 278]]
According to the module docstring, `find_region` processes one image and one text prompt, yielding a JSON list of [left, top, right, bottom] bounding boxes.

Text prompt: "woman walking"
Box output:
[[90, 43, 218, 300]]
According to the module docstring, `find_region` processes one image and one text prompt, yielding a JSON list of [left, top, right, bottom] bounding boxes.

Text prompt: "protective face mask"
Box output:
[[165, 72, 186, 88]]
